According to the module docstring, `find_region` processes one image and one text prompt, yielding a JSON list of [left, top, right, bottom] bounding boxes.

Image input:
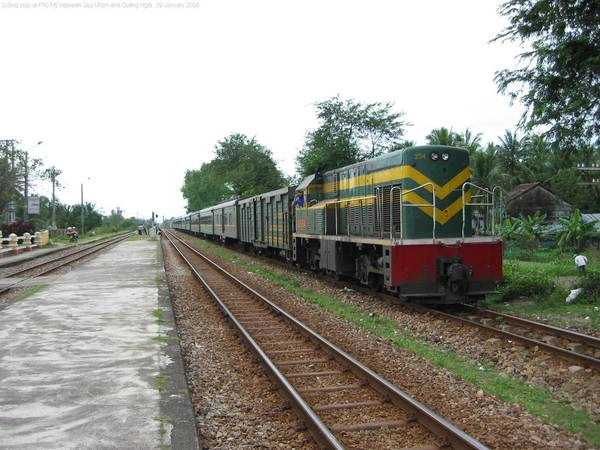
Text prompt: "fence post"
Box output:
[[23, 232, 32, 250], [8, 233, 18, 254]]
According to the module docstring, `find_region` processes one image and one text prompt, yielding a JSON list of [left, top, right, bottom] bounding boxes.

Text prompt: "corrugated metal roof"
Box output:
[[582, 213, 600, 231]]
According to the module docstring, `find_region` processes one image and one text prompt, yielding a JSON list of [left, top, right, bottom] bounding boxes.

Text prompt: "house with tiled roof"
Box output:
[[505, 183, 573, 221]]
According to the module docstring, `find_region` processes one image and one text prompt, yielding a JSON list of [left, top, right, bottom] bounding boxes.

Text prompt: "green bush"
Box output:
[[579, 270, 600, 303], [499, 264, 555, 301]]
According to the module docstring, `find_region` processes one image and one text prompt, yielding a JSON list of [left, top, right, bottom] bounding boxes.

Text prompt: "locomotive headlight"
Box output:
[[430, 152, 439, 161], [441, 152, 449, 161]]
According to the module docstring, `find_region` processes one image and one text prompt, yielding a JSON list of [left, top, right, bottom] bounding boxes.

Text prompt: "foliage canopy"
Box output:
[[296, 96, 407, 176], [181, 133, 285, 212], [493, 0, 600, 146]]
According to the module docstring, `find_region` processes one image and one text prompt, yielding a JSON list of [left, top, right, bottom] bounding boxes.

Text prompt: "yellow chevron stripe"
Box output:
[[303, 190, 471, 225], [322, 165, 470, 200], [401, 191, 472, 225]]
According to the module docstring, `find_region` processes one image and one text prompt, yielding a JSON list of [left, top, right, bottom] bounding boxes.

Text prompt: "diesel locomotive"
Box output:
[[171, 145, 503, 304]]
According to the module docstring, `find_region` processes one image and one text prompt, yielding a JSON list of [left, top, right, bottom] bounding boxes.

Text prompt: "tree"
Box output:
[[494, 130, 529, 189], [0, 155, 16, 215], [104, 207, 127, 230], [213, 134, 285, 197], [296, 96, 407, 176], [181, 161, 231, 212], [181, 134, 285, 212], [426, 127, 464, 147], [42, 166, 62, 228], [493, 0, 600, 146], [0, 141, 20, 216], [471, 143, 499, 188]]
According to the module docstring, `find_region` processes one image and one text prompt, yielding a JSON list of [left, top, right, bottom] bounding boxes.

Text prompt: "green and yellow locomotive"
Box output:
[[293, 145, 503, 303]]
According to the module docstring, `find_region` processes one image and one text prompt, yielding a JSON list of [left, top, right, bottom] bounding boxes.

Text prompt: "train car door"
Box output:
[[275, 196, 281, 248]]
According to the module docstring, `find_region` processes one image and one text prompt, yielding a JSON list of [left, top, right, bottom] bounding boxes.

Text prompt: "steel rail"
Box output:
[[163, 231, 343, 450], [463, 304, 600, 350], [0, 232, 135, 295], [170, 229, 599, 371], [164, 230, 487, 450], [411, 304, 600, 370], [1, 231, 133, 279]]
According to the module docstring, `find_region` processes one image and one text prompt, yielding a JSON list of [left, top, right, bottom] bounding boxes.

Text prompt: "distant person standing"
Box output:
[[574, 253, 588, 275]]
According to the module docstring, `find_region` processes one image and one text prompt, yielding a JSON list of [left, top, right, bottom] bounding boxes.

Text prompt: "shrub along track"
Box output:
[[164, 230, 485, 449], [168, 231, 591, 449]]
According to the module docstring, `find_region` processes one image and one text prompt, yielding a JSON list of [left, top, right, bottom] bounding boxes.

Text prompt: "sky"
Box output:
[[0, 0, 524, 221]]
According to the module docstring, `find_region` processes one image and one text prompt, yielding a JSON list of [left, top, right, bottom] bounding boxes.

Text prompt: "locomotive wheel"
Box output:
[[368, 273, 383, 291]]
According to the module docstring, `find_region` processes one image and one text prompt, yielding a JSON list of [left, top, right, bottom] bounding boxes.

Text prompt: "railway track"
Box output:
[[421, 303, 600, 370], [0, 232, 135, 296], [164, 230, 487, 450], [170, 230, 600, 372]]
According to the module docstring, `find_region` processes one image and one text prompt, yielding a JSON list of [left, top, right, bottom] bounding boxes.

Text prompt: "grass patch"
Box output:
[[483, 290, 600, 331], [152, 335, 170, 343], [154, 275, 162, 286], [152, 308, 164, 323], [15, 284, 48, 301], [128, 233, 150, 241], [52, 230, 124, 245], [155, 372, 167, 394], [192, 236, 600, 447]]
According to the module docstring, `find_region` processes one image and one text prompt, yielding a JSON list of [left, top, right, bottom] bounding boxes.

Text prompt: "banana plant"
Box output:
[[556, 209, 598, 252]]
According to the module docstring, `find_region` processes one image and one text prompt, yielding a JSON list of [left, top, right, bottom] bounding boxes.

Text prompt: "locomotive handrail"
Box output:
[[391, 182, 436, 243], [461, 182, 505, 238]]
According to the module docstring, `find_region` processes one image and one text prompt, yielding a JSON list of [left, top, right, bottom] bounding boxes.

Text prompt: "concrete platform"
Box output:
[[0, 239, 198, 449]]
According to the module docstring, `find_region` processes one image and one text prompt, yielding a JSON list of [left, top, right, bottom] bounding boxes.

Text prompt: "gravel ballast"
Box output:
[[165, 233, 593, 449]]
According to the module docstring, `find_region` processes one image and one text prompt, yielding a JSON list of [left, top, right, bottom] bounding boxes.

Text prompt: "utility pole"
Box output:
[[81, 183, 84, 235], [52, 176, 56, 228], [23, 152, 29, 222]]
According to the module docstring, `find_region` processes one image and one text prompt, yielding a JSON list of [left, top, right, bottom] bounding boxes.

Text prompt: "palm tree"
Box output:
[[426, 127, 463, 146], [521, 134, 553, 183], [496, 130, 529, 189], [460, 128, 483, 155], [471, 143, 499, 188]]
